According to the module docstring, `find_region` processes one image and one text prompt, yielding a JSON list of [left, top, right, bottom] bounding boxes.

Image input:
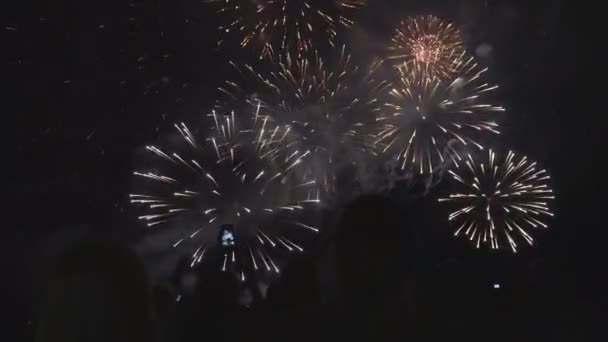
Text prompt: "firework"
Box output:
[[438, 149, 555, 252], [373, 58, 505, 175], [218, 47, 388, 193], [387, 15, 465, 79], [207, 0, 367, 59], [130, 114, 320, 277]]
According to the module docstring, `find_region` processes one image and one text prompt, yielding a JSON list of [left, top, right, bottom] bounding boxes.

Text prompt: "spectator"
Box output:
[[176, 265, 240, 342], [327, 194, 415, 340], [35, 240, 157, 342]]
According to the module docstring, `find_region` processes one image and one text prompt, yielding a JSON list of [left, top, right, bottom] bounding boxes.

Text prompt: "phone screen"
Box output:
[[220, 225, 236, 247]]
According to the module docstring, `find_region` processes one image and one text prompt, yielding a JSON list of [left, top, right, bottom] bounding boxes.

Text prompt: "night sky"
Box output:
[[4, 0, 594, 337]]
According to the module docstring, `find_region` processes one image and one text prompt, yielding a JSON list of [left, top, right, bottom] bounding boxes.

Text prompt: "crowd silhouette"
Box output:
[[33, 195, 584, 342]]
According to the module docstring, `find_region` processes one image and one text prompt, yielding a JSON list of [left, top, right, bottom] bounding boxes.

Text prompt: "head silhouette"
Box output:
[[35, 240, 156, 342], [334, 194, 413, 297], [266, 255, 320, 311], [176, 265, 240, 342]]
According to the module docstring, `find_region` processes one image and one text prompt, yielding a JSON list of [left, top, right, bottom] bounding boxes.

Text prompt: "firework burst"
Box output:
[[130, 114, 320, 278], [373, 58, 505, 175], [387, 15, 465, 79], [219, 46, 388, 193], [438, 149, 555, 252], [207, 0, 367, 59]]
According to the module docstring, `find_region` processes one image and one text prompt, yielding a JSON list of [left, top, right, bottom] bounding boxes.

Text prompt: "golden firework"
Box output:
[[207, 0, 367, 59], [373, 58, 505, 174], [438, 150, 555, 252], [388, 15, 465, 79], [218, 46, 388, 192]]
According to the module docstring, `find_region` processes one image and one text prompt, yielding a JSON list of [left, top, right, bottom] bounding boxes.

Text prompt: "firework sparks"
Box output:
[[438, 150, 555, 252], [130, 117, 320, 275], [373, 58, 505, 175], [387, 15, 465, 79], [218, 46, 388, 193], [207, 0, 366, 59]]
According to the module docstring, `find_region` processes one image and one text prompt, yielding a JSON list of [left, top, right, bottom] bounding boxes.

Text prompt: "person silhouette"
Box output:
[[262, 195, 415, 341], [176, 265, 241, 342], [326, 194, 415, 340], [262, 254, 321, 342], [35, 240, 157, 342]]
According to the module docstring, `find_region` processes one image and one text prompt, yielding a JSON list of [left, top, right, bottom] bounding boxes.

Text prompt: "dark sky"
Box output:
[[4, 0, 594, 335]]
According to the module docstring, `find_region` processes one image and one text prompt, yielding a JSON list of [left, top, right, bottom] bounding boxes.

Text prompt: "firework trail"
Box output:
[[372, 57, 505, 175], [206, 0, 367, 59], [438, 149, 555, 252], [218, 46, 389, 194], [387, 15, 465, 80], [130, 114, 320, 278]]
